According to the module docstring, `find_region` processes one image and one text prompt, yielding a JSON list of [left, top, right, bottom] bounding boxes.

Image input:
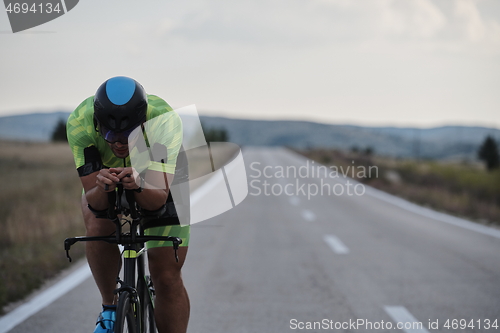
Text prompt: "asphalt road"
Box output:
[[3, 147, 500, 333]]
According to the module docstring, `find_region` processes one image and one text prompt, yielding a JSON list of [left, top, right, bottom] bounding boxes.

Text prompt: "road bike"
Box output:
[[64, 183, 182, 333]]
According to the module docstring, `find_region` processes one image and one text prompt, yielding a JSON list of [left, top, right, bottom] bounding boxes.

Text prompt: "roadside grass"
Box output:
[[298, 148, 500, 226], [0, 140, 239, 313], [0, 141, 85, 313]]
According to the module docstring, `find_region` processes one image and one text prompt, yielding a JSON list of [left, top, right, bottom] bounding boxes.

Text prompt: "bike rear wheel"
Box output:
[[115, 291, 137, 333]]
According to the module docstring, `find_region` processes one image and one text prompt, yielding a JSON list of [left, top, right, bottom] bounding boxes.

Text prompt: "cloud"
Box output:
[[377, 0, 447, 38], [454, 0, 500, 43], [150, 0, 499, 54]]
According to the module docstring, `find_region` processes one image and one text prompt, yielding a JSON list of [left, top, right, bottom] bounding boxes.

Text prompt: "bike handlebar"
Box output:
[[64, 234, 182, 262], [64, 181, 182, 263]]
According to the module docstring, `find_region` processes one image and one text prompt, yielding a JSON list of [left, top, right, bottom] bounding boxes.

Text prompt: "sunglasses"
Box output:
[[99, 124, 140, 144]]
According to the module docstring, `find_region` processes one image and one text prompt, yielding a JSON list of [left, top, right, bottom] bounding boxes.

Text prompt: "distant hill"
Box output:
[[0, 112, 70, 141], [200, 116, 500, 160], [0, 112, 499, 160]]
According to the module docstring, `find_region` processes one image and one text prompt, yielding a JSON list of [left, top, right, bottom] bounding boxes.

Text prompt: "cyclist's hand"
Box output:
[[111, 167, 141, 191], [96, 169, 120, 192]]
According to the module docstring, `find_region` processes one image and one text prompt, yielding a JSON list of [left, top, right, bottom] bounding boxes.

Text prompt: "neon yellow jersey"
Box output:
[[66, 94, 182, 175]]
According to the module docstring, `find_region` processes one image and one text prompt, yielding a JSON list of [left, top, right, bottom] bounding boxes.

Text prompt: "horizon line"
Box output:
[[0, 109, 499, 131]]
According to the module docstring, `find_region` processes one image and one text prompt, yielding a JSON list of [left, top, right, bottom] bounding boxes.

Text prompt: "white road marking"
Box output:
[[323, 235, 349, 254], [301, 209, 316, 221], [0, 174, 217, 331], [362, 183, 500, 240], [384, 306, 430, 333], [0, 264, 91, 333], [278, 149, 500, 240]]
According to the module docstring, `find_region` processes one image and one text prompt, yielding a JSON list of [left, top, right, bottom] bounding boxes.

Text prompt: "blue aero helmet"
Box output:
[[93, 76, 148, 144]]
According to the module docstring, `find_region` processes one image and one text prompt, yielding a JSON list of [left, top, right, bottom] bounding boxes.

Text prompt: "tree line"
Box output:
[[478, 135, 499, 171], [51, 119, 498, 170], [51, 119, 230, 143]]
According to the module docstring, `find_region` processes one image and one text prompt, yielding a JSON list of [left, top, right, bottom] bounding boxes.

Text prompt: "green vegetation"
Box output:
[[0, 140, 238, 313], [299, 148, 500, 226], [0, 141, 85, 313], [201, 122, 229, 142], [477, 135, 499, 171], [51, 118, 68, 142]]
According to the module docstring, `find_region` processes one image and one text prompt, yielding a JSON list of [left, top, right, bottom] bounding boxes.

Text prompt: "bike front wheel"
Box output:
[[143, 295, 156, 333], [142, 276, 157, 333], [115, 291, 137, 333]]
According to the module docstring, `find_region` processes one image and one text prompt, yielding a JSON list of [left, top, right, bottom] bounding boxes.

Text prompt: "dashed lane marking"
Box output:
[[323, 234, 350, 254], [384, 306, 430, 333]]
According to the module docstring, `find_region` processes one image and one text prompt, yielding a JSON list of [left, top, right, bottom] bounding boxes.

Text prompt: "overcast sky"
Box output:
[[1, 0, 499, 128]]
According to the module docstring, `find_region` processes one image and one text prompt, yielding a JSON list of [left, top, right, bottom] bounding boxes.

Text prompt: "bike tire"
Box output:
[[115, 291, 137, 333], [143, 293, 156, 333], [142, 276, 157, 333]]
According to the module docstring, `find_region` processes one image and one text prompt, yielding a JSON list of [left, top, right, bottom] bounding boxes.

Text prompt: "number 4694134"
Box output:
[[5, 2, 61, 14], [443, 319, 498, 330]]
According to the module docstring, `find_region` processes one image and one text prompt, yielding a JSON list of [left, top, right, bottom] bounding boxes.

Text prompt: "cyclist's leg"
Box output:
[[81, 194, 121, 306], [148, 246, 189, 333], [146, 225, 190, 333]]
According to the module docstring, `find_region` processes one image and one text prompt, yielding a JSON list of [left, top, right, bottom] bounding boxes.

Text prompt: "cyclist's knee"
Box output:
[[148, 248, 187, 290], [84, 215, 115, 236], [81, 196, 114, 236], [152, 269, 183, 292]]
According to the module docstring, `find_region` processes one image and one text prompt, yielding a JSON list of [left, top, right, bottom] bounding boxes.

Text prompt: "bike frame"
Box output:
[[64, 183, 182, 332]]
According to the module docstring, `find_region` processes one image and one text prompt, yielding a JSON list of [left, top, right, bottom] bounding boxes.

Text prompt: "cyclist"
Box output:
[[66, 76, 190, 333]]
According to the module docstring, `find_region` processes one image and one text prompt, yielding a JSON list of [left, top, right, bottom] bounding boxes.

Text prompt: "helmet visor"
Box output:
[[99, 124, 139, 144]]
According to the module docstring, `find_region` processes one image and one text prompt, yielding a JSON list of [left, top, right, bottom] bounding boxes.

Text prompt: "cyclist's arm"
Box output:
[[137, 171, 174, 211], [114, 167, 174, 211], [67, 101, 113, 210], [128, 108, 181, 211], [81, 169, 120, 211]]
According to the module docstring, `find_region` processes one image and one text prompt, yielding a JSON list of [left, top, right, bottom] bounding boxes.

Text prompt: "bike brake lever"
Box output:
[[65, 250, 72, 262], [173, 240, 180, 263], [64, 238, 77, 262]]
